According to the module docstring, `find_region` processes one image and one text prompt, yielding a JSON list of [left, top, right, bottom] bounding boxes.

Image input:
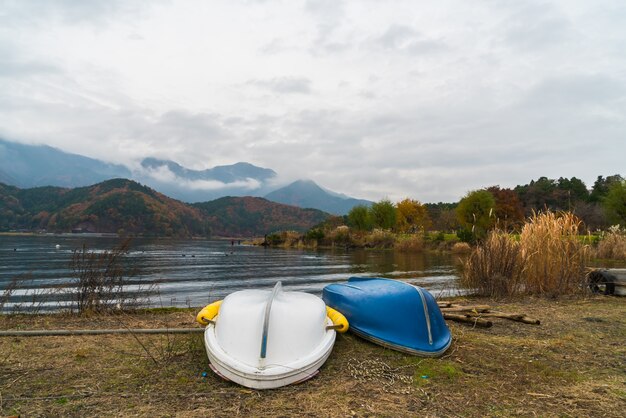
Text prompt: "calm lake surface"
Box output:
[[0, 235, 462, 312]]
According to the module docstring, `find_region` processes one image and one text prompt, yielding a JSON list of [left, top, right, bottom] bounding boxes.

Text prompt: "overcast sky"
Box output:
[[1, 0, 625, 202]]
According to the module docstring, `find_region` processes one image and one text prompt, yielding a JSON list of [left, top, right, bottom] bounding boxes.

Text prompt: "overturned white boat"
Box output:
[[196, 282, 348, 389]]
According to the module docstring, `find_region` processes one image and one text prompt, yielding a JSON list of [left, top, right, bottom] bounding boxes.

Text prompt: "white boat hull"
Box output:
[[203, 318, 336, 389], [200, 283, 338, 389]]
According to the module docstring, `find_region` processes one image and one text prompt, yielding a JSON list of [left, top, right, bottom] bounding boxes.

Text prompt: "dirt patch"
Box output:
[[1, 297, 625, 417]]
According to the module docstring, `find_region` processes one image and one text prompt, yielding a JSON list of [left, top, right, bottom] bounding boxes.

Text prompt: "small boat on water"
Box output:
[[196, 282, 348, 389], [322, 277, 451, 357]]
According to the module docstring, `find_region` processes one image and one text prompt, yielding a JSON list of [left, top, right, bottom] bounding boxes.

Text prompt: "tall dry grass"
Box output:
[[461, 230, 523, 297], [394, 235, 424, 252], [595, 226, 626, 260], [519, 211, 589, 296], [462, 211, 590, 298], [365, 229, 396, 248]]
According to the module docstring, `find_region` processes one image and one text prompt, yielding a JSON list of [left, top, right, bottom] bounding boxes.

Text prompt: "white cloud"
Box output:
[[0, 0, 625, 202], [141, 164, 262, 191]]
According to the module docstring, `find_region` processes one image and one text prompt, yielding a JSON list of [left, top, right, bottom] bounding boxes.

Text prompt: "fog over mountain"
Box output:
[[0, 138, 130, 188], [0, 138, 369, 214]]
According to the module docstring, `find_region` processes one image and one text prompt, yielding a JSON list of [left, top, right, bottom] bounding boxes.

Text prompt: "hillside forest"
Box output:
[[0, 174, 624, 240], [0, 179, 327, 237]]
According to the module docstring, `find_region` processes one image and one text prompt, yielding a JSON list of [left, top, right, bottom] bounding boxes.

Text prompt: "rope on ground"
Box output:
[[347, 357, 422, 394]]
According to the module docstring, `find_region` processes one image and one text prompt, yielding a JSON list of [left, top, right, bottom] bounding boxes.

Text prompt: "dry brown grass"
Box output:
[[1, 298, 624, 417], [394, 235, 424, 252], [364, 228, 396, 248], [520, 211, 589, 296], [461, 230, 523, 297], [595, 227, 626, 260], [451, 242, 471, 253]]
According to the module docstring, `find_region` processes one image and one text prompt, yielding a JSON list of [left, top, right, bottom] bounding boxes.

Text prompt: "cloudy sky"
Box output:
[[1, 0, 625, 202]]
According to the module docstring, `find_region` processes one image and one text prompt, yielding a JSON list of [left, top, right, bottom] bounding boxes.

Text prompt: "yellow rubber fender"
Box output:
[[326, 306, 349, 333], [196, 300, 222, 326]]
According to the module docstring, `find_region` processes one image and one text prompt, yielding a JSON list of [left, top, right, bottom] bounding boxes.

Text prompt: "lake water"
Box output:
[[0, 235, 462, 312]]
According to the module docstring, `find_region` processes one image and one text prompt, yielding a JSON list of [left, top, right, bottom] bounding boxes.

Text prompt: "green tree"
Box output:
[[456, 190, 496, 239], [370, 199, 397, 230], [347, 205, 372, 231], [590, 175, 624, 202], [603, 180, 626, 225], [557, 177, 589, 203], [396, 198, 431, 233]]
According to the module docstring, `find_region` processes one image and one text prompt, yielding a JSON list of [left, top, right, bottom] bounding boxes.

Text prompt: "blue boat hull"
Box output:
[[323, 277, 451, 356]]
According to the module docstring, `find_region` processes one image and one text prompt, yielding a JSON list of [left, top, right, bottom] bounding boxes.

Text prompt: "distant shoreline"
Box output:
[[0, 232, 119, 238], [0, 232, 265, 241]]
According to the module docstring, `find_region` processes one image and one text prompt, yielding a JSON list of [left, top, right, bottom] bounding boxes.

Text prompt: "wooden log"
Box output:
[[440, 305, 491, 313], [454, 311, 541, 325], [443, 313, 493, 328]]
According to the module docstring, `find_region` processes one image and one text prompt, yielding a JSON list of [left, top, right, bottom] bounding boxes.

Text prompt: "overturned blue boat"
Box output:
[[322, 277, 452, 357]]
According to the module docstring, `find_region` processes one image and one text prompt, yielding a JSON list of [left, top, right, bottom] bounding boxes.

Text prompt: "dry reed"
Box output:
[[519, 211, 589, 296], [460, 230, 523, 297], [462, 211, 590, 298], [595, 226, 626, 260]]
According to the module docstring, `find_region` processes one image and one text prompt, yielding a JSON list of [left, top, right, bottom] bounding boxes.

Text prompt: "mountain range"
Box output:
[[0, 138, 130, 188], [0, 138, 371, 215], [265, 179, 372, 215], [0, 179, 329, 237]]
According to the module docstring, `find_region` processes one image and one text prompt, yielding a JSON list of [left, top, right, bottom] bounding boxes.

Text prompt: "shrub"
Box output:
[[305, 228, 325, 241], [69, 239, 151, 314], [456, 228, 475, 244], [266, 233, 284, 246], [432, 231, 446, 243], [461, 230, 523, 297], [326, 225, 351, 246], [266, 231, 303, 247]]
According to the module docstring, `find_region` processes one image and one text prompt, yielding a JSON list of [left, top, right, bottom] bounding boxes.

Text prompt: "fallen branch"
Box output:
[[440, 306, 491, 313], [442, 313, 493, 328], [464, 312, 540, 325]]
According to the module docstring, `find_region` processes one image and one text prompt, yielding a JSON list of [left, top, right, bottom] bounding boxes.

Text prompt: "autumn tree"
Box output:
[[486, 186, 525, 231], [370, 199, 396, 230], [426, 202, 459, 232], [456, 189, 496, 240], [396, 198, 431, 233]]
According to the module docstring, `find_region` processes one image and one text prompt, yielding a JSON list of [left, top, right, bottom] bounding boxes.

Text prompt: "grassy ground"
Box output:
[[1, 297, 624, 417]]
